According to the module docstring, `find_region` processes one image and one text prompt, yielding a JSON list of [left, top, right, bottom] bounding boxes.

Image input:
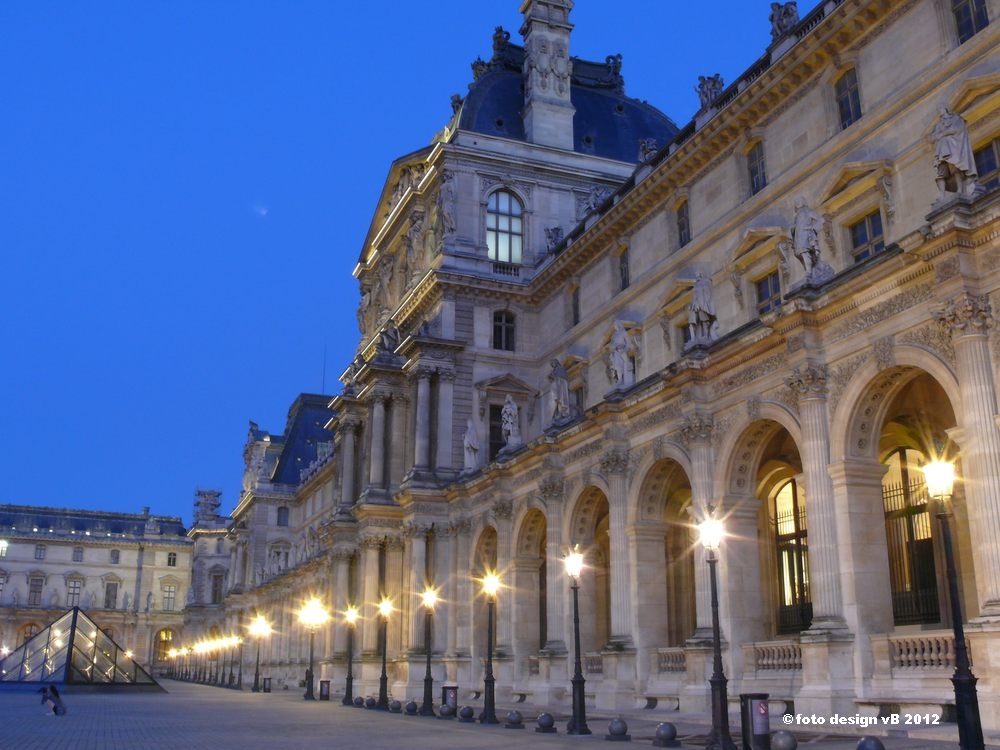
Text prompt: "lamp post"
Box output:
[[922, 460, 985, 750], [699, 515, 736, 750], [419, 588, 438, 716], [376, 598, 394, 710], [249, 615, 271, 693], [564, 547, 591, 735], [236, 637, 244, 690], [298, 598, 330, 701], [480, 572, 500, 725], [342, 606, 359, 706]]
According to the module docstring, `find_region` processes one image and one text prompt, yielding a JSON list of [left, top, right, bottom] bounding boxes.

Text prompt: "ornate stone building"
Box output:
[[197, 0, 1000, 728], [0, 504, 192, 672]]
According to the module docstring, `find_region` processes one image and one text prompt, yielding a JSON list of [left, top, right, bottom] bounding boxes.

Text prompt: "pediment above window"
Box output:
[[820, 160, 893, 214], [947, 72, 1000, 125]]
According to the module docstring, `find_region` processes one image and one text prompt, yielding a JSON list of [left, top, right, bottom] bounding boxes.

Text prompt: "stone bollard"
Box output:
[[652, 722, 680, 747], [458, 705, 476, 723], [404, 700, 418, 715], [536, 712, 557, 734], [505, 709, 525, 729], [353, 696, 364, 708], [772, 730, 798, 750], [856, 738, 885, 750], [438, 703, 455, 720], [388, 699, 402, 713], [606, 717, 631, 742], [364, 697, 376, 709]]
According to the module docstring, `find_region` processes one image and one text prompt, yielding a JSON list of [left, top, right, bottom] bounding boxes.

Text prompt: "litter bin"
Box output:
[[319, 680, 331, 700], [740, 693, 770, 750], [441, 685, 458, 709], [262, 677, 272, 693]]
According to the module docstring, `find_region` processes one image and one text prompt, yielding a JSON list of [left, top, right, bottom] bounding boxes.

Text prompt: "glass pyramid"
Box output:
[[0, 607, 159, 686]]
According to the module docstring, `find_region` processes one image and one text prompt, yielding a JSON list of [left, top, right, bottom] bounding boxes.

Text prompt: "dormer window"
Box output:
[[486, 190, 523, 264]]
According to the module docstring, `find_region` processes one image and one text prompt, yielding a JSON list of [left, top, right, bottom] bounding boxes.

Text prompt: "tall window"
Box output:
[[677, 200, 691, 247], [28, 576, 44, 606], [0, 540, 7, 557], [156, 629, 174, 661], [492, 310, 515, 351], [486, 189, 524, 264], [834, 69, 862, 129], [104, 581, 118, 610], [211, 574, 225, 605], [488, 404, 505, 461], [167, 552, 177, 567], [34, 544, 46, 560], [882, 448, 939, 625], [215, 538, 224, 555], [953, 0, 989, 43], [162, 584, 177, 611], [774, 479, 811, 633], [110, 549, 120, 564], [747, 142, 767, 195], [571, 287, 581, 326], [0, 576, 5, 601], [276, 506, 289, 527], [755, 271, 781, 315], [850, 210, 885, 262], [618, 248, 630, 291], [67, 579, 82, 607], [73, 546, 84, 562], [974, 136, 1000, 191]]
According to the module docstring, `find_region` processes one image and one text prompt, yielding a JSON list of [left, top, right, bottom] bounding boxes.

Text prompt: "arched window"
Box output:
[[834, 68, 862, 129], [276, 506, 290, 527], [486, 190, 523, 264], [773, 478, 811, 633]]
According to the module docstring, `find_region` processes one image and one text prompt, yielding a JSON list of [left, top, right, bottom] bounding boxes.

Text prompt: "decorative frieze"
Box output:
[[565, 441, 603, 465], [631, 402, 682, 432], [900, 323, 956, 369], [828, 353, 871, 413], [829, 284, 933, 342], [873, 336, 895, 370], [679, 414, 714, 446], [538, 478, 565, 503], [934, 292, 993, 336], [599, 450, 630, 474], [712, 353, 787, 396], [491, 499, 514, 520]]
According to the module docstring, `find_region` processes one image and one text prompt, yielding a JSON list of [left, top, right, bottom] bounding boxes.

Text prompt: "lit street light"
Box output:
[[248, 615, 272, 693], [922, 460, 985, 750], [480, 572, 500, 725], [699, 513, 736, 750], [376, 598, 394, 710], [564, 546, 591, 735], [419, 588, 438, 716], [298, 598, 330, 701], [342, 606, 359, 706]]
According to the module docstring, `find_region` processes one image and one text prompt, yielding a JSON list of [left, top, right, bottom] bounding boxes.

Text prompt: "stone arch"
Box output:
[[512, 508, 548, 657], [471, 525, 499, 664], [567, 485, 610, 652], [631, 441, 692, 523]]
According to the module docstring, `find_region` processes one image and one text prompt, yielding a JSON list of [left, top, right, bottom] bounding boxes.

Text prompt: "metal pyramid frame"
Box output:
[[0, 607, 159, 687]]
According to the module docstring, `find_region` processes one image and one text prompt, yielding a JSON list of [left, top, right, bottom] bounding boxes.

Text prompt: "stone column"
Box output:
[[451, 520, 473, 656], [540, 479, 567, 654], [787, 363, 847, 631], [390, 392, 407, 486], [601, 449, 634, 648], [232, 540, 245, 589], [338, 418, 358, 513], [386, 536, 404, 652], [360, 536, 382, 653], [681, 415, 715, 635], [936, 294, 1000, 616], [368, 395, 387, 488], [492, 500, 514, 652], [414, 369, 432, 469], [436, 371, 456, 471], [332, 549, 353, 654], [407, 525, 428, 651]]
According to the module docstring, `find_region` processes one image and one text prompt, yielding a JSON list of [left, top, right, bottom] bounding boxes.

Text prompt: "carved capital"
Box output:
[[680, 414, 714, 446], [491, 499, 513, 520], [359, 534, 385, 550], [338, 415, 361, 434], [437, 369, 456, 383], [786, 363, 828, 400], [538, 478, 565, 503], [445, 518, 472, 538], [599, 450, 629, 474], [402, 521, 431, 539], [935, 293, 993, 336], [330, 547, 356, 562]]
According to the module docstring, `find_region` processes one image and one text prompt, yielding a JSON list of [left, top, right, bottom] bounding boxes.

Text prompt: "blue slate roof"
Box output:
[[268, 394, 336, 486]]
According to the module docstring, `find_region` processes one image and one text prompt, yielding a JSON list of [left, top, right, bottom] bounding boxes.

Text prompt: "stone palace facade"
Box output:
[[184, 0, 1000, 728]]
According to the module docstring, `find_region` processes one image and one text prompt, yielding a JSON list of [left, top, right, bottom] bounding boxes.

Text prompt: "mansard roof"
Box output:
[[268, 393, 336, 486], [0, 504, 188, 539], [457, 36, 678, 163]]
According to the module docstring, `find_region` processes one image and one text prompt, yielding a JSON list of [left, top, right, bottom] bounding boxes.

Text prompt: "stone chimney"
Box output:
[[520, 0, 575, 150]]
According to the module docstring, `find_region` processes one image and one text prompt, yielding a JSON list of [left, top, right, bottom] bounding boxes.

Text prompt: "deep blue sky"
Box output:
[[2, 2, 818, 525]]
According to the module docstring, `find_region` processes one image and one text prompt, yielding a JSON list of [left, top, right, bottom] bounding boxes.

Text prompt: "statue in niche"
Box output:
[[146, 592, 153, 612], [82, 590, 93, 609], [696, 74, 724, 109], [769, 2, 800, 39], [933, 107, 978, 202], [608, 321, 631, 386], [356, 287, 371, 333], [687, 273, 719, 344], [549, 359, 572, 425], [553, 42, 571, 95], [500, 395, 522, 450], [790, 198, 833, 284], [462, 418, 480, 472]]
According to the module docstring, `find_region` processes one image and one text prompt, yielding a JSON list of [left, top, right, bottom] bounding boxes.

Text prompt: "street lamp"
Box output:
[[698, 514, 736, 750], [299, 597, 330, 701], [342, 606, 359, 706], [249, 615, 272, 693], [564, 547, 591, 735], [419, 588, 438, 716], [376, 598, 394, 710], [922, 460, 985, 750], [480, 571, 500, 725]]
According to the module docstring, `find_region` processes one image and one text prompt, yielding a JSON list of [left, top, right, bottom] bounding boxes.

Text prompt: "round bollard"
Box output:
[[772, 729, 798, 750], [458, 705, 476, 723], [653, 722, 680, 747], [505, 709, 525, 729], [364, 696, 377, 709], [857, 738, 885, 750], [536, 712, 557, 734], [438, 703, 455, 720], [605, 717, 631, 742], [388, 699, 402, 713], [404, 700, 418, 715], [352, 696, 364, 708]]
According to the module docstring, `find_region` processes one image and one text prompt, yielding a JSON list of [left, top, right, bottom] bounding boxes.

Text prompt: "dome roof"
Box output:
[[457, 41, 677, 163]]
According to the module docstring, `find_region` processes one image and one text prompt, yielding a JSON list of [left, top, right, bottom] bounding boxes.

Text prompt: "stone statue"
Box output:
[[638, 138, 658, 163], [608, 321, 632, 386], [933, 107, 978, 202], [549, 359, 572, 425], [770, 2, 800, 39], [545, 226, 563, 253], [122, 592, 130, 611], [378, 322, 400, 356], [688, 273, 719, 344], [463, 418, 479, 471], [146, 592, 153, 612], [500, 395, 522, 450], [696, 74, 724, 109], [791, 198, 824, 277], [450, 94, 463, 114]]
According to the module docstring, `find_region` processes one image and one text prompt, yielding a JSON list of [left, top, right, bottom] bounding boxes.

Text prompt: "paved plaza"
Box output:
[[0, 680, 996, 750]]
